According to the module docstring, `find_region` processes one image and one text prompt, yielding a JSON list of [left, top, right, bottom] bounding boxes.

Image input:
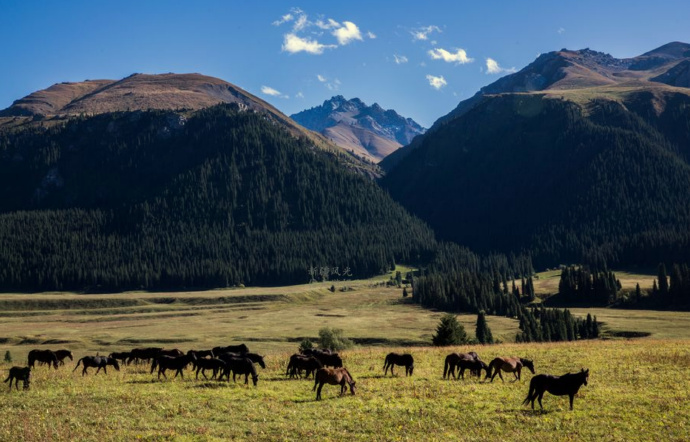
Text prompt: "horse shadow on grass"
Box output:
[[126, 379, 159, 385]]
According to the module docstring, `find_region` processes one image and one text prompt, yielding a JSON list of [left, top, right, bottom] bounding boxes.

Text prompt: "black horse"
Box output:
[[151, 353, 196, 379], [127, 347, 163, 365], [523, 369, 590, 410], [54, 349, 74, 366], [218, 351, 266, 369], [28, 349, 59, 369], [443, 352, 481, 379], [219, 357, 259, 386], [455, 358, 489, 379], [383, 353, 414, 376], [4, 366, 31, 390], [212, 344, 249, 355], [194, 357, 227, 380], [73, 356, 120, 376], [286, 354, 323, 379], [312, 351, 343, 368], [108, 352, 132, 365]]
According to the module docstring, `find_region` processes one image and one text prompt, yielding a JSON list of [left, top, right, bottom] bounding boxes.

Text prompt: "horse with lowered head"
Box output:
[[28, 350, 59, 369], [443, 352, 482, 379], [212, 344, 249, 355], [383, 353, 414, 376], [286, 354, 323, 379], [523, 369, 589, 410], [54, 350, 74, 366], [313, 367, 356, 400], [73, 356, 120, 376], [151, 353, 196, 379], [487, 357, 535, 382], [4, 366, 31, 390], [219, 357, 259, 386]]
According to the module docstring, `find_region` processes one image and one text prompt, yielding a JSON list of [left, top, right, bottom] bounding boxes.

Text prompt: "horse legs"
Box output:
[[82, 366, 88, 376], [569, 394, 574, 410], [384, 362, 389, 376], [244, 373, 249, 385], [340, 380, 346, 396], [537, 392, 545, 410], [316, 382, 323, 400], [103, 366, 107, 375]]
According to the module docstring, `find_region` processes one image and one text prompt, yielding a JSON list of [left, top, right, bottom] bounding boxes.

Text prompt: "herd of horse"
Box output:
[[4, 346, 589, 410]]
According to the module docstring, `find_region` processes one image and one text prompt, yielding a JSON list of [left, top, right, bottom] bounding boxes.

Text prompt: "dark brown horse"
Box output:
[[4, 367, 31, 390], [383, 353, 414, 376], [212, 344, 249, 355], [54, 349, 74, 366], [194, 357, 227, 380], [151, 353, 196, 379], [487, 357, 535, 382], [108, 352, 132, 365], [28, 350, 58, 369], [313, 367, 356, 400], [219, 357, 259, 386], [443, 352, 481, 379], [127, 347, 163, 365], [523, 369, 589, 410], [73, 356, 120, 376], [312, 351, 343, 368], [286, 354, 323, 379]]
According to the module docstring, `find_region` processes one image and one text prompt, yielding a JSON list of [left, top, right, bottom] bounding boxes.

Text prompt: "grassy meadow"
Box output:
[[1, 269, 689, 440]]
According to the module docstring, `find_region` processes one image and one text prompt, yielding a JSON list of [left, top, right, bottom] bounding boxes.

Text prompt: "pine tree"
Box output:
[[432, 314, 468, 346], [3, 351, 11, 363], [475, 310, 494, 344], [658, 263, 669, 296]]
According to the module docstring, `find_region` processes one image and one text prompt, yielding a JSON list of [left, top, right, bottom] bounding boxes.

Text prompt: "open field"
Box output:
[[1, 270, 690, 440], [529, 269, 657, 296], [1, 340, 689, 441]]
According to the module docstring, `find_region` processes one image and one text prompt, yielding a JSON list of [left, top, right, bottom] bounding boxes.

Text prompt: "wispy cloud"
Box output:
[[485, 58, 517, 75], [295, 91, 305, 99], [261, 85, 288, 98], [393, 54, 408, 64], [332, 21, 363, 45], [316, 74, 340, 91], [282, 33, 336, 54], [426, 74, 447, 90], [411, 25, 441, 41], [275, 9, 368, 55], [428, 47, 473, 64], [558, 27, 565, 35], [317, 74, 327, 82]]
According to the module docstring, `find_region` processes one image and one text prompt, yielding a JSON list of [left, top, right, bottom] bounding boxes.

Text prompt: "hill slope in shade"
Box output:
[[0, 73, 379, 177], [0, 105, 435, 292], [291, 96, 425, 162], [382, 42, 690, 268], [381, 42, 690, 171]]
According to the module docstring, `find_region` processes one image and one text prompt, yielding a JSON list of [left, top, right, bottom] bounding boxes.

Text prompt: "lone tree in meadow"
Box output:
[[475, 310, 495, 344], [432, 313, 468, 346]]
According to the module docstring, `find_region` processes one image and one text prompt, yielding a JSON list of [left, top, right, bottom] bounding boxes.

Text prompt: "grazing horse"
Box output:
[[151, 353, 196, 379], [219, 352, 266, 369], [487, 357, 535, 382], [219, 357, 259, 386], [313, 367, 356, 400], [108, 352, 132, 365], [28, 350, 59, 369], [312, 352, 343, 368], [187, 349, 214, 360], [523, 369, 589, 410], [212, 344, 249, 355], [194, 358, 227, 380], [73, 356, 120, 376], [383, 353, 414, 376], [54, 350, 74, 366], [443, 353, 481, 379], [4, 367, 31, 390], [286, 354, 323, 379], [456, 358, 489, 380], [127, 347, 163, 365]]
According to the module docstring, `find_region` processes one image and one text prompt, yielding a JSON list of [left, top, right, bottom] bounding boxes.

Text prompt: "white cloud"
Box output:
[[332, 21, 363, 45], [315, 18, 340, 30], [426, 74, 447, 90], [428, 47, 473, 64], [485, 58, 517, 75], [261, 85, 288, 98], [317, 74, 327, 82], [272, 13, 294, 26], [367, 31, 376, 39], [282, 33, 336, 54], [411, 25, 441, 41], [558, 27, 565, 34], [326, 78, 341, 91], [393, 54, 408, 64], [295, 92, 304, 99]]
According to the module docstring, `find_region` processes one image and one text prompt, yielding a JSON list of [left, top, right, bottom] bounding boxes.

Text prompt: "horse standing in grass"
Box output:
[[28, 350, 58, 369], [219, 357, 259, 386], [54, 350, 74, 366], [313, 367, 356, 400], [312, 351, 343, 368], [73, 356, 120, 376], [443, 353, 481, 379], [4, 367, 31, 390], [108, 352, 132, 366], [286, 354, 323, 379], [212, 344, 249, 355], [383, 353, 414, 376], [194, 358, 227, 380], [487, 357, 535, 382], [523, 369, 589, 410], [151, 353, 196, 379], [127, 348, 162, 365]]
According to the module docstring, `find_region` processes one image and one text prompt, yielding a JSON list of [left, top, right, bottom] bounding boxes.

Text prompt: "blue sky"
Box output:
[[1, 1, 689, 127]]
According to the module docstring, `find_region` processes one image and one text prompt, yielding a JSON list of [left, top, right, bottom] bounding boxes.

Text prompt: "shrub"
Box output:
[[432, 314, 468, 346], [299, 338, 314, 353], [3, 350, 11, 363], [319, 327, 353, 351]]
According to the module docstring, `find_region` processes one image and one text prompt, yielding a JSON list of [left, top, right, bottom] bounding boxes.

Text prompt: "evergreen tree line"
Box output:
[[516, 308, 599, 343], [618, 263, 690, 310], [556, 266, 622, 305], [0, 106, 436, 291]]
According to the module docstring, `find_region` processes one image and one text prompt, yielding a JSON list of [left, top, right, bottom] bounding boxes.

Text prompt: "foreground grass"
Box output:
[[1, 339, 689, 441]]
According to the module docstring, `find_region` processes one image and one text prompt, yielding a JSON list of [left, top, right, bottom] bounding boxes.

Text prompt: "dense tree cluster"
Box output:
[[382, 93, 690, 270], [0, 106, 436, 291], [619, 263, 690, 310], [557, 266, 621, 306], [517, 309, 599, 343]]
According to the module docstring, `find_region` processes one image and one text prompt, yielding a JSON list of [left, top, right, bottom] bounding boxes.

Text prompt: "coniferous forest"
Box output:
[[0, 106, 437, 291]]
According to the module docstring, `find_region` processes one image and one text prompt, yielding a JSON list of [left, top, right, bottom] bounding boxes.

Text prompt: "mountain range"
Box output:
[[291, 96, 425, 162], [382, 41, 690, 267]]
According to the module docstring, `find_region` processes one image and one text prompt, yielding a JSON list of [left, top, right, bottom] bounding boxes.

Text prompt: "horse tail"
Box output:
[[522, 377, 537, 406], [312, 371, 319, 391], [3, 373, 10, 383], [73, 358, 84, 372]]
